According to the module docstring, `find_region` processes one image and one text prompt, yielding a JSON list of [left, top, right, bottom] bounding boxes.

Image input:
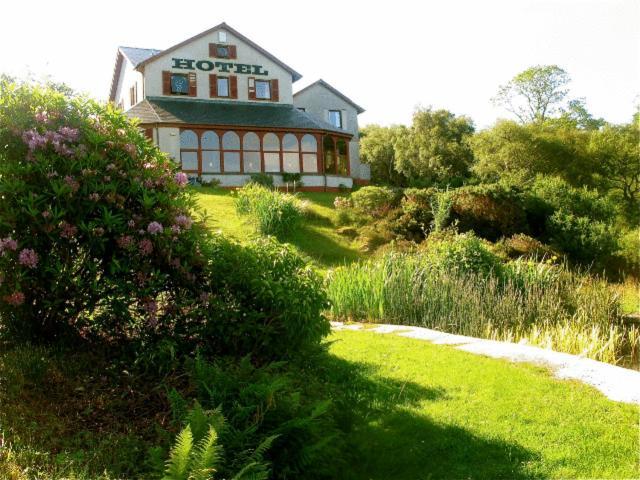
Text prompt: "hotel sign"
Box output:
[[171, 58, 269, 76]]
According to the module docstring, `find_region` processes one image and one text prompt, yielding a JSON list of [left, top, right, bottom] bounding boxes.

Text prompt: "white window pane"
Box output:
[[302, 153, 318, 173], [180, 130, 198, 148], [264, 152, 280, 172], [282, 134, 299, 152], [181, 151, 198, 171], [243, 132, 260, 151], [283, 152, 300, 173], [329, 110, 342, 128], [202, 150, 220, 173], [217, 78, 229, 97], [301, 134, 317, 153], [263, 133, 279, 151], [255, 81, 271, 99], [201, 131, 219, 149], [243, 151, 261, 173], [224, 151, 241, 172], [222, 131, 240, 150]]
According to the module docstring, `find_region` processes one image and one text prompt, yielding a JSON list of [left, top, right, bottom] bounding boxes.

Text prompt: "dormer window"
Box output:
[[171, 73, 190, 95]]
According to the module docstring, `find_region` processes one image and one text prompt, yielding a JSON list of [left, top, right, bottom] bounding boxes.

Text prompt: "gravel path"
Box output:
[[332, 322, 640, 405]]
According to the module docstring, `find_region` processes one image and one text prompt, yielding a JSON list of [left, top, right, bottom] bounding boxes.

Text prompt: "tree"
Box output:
[[359, 124, 408, 185], [558, 98, 606, 130], [394, 108, 475, 186], [588, 120, 640, 217], [492, 65, 570, 123]]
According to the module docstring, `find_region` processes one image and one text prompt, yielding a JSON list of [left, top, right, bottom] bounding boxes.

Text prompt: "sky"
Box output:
[[1, 0, 638, 129]]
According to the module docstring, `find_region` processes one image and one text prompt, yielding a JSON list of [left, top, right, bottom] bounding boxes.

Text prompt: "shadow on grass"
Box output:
[[307, 348, 541, 480], [285, 223, 363, 268]]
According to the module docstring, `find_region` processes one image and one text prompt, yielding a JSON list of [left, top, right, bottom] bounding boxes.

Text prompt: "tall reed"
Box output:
[[326, 252, 639, 367]]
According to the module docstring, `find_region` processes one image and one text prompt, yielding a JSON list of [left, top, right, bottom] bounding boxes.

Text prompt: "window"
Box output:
[[129, 84, 137, 106], [328, 110, 342, 129], [201, 131, 220, 173], [263, 133, 280, 172], [301, 134, 318, 173], [323, 135, 335, 173], [216, 45, 229, 58], [282, 134, 300, 173], [171, 73, 190, 95], [222, 131, 241, 172], [336, 139, 348, 175], [255, 80, 271, 100], [217, 77, 229, 97], [243, 132, 261, 173], [218, 31, 227, 42], [179, 130, 199, 172]]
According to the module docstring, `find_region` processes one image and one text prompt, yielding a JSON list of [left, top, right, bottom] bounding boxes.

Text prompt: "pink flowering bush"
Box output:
[[0, 81, 329, 360], [0, 81, 209, 343]]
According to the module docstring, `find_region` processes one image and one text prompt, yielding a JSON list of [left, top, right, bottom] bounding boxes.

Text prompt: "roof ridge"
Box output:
[[294, 79, 365, 114]]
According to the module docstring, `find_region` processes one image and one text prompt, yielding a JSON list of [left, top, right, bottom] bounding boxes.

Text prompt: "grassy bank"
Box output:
[[1, 332, 637, 479]]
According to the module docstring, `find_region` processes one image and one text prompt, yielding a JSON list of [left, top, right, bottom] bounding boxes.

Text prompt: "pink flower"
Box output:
[[64, 175, 79, 193], [171, 225, 181, 235], [127, 219, 136, 228], [174, 215, 193, 229], [5, 292, 25, 306], [58, 126, 79, 142], [174, 172, 188, 187], [143, 179, 154, 189], [106, 163, 116, 171], [0, 237, 18, 253], [42, 210, 51, 219], [124, 144, 137, 157], [93, 227, 105, 237], [117, 235, 134, 249], [60, 222, 78, 239], [139, 238, 153, 256], [35, 110, 49, 123], [147, 222, 163, 235], [89, 193, 100, 201], [18, 248, 38, 268]]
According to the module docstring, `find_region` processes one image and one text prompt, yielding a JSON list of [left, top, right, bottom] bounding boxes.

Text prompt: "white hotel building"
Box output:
[[109, 23, 369, 190]]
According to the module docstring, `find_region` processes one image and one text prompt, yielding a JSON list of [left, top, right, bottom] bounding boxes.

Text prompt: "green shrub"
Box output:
[[179, 237, 330, 360], [0, 81, 209, 344], [390, 188, 435, 241], [424, 232, 503, 277], [234, 183, 302, 237], [497, 233, 558, 260], [447, 184, 530, 241], [247, 172, 275, 189], [350, 186, 401, 218]]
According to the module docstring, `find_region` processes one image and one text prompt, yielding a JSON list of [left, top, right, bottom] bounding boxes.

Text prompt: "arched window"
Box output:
[[336, 139, 348, 175], [242, 132, 261, 173], [201, 131, 220, 173], [323, 135, 335, 174], [301, 134, 318, 173], [222, 131, 240, 172], [263, 133, 280, 173], [282, 133, 300, 173], [179, 130, 199, 172]]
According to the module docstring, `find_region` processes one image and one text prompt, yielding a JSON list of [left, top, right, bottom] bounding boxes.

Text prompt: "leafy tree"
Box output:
[[394, 108, 475, 186], [359, 124, 408, 185], [492, 65, 570, 123], [557, 98, 606, 130], [588, 120, 640, 216]]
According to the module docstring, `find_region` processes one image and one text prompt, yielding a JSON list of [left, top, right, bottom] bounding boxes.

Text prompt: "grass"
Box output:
[[326, 252, 640, 366], [194, 186, 365, 269], [328, 330, 639, 479], [1, 332, 637, 479]]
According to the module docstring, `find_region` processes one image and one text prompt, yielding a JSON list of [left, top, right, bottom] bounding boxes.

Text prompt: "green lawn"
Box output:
[[328, 330, 639, 480], [194, 186, 365, 269], [2, 331, 637, 479]]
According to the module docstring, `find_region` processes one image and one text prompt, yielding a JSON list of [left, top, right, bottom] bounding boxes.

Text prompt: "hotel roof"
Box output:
[[126, 97, 350, 135], [294, 79, 365, 114]]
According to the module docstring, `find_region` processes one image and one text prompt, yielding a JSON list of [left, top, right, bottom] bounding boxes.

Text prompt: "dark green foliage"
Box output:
[[350, 186, 402, 219], [424, 232, 503, 277], [446, 184, 530, 241], [389, 188, 435, 241], [179, 236, 330, 360], [247, 172, 275, 189]]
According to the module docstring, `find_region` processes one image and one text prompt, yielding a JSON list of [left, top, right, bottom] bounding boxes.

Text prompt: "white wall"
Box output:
[[142, 28, 294, 104], [115, 56, 144, 109], [157, 127, 180, 162]]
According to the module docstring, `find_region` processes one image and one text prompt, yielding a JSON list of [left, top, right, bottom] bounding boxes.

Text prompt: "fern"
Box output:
[[163, 425, 193, 480], [189, 426, 222, 480]]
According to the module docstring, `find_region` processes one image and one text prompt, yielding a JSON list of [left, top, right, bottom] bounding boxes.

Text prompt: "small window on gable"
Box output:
[[218, 31, 227, 42], [328, 110, 342, 129], [255, 80, 271, 100], [171, 73, 190, 95], [217, 77, 229, 97]]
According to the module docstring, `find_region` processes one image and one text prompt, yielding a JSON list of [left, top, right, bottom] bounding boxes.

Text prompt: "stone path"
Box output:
[[332, 322, 640, 405]]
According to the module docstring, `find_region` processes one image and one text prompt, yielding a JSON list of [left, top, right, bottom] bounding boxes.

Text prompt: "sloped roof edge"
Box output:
[[294, 79, 365, 114]]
